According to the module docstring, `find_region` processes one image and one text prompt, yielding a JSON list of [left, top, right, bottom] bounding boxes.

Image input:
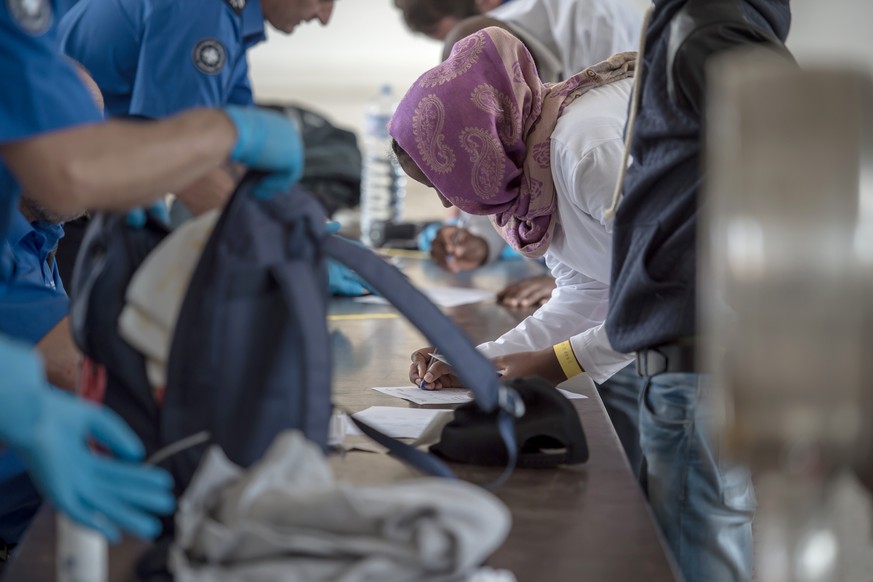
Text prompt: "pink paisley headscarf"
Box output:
[[389, 27, 636, 258]]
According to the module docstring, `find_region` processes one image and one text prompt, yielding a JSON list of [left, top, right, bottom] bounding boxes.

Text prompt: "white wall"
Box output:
[[248, 1, 440, 131], [248, 2, 446, 221], [787, 0, 873, 73]]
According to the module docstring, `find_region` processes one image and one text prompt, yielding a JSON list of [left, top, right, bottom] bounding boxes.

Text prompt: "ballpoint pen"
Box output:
[[419, 348, 442, 390], [420, 349, 504, 389], [429, 352, 450, 365]]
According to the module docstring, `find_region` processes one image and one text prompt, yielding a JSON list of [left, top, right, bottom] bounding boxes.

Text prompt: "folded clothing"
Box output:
[[118, 210, 220, 393], [170, 431, 512, 582]]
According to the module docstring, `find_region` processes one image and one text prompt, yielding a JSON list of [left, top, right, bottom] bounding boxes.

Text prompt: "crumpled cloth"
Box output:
[[169, 431, 512, 582], [118, 210, 220, 390]]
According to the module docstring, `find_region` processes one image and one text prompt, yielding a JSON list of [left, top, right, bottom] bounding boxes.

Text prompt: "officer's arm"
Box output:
[[35, 316, 80, 393], [0, 109, 236, 217], [174, 163, 243, 217]]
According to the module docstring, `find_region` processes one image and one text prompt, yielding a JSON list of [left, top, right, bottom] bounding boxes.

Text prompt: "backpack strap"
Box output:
[[348, 400, 519, 487], [323, 236, 508, 409], [347, 414, 455, 478], [322, 235, 524, 486]]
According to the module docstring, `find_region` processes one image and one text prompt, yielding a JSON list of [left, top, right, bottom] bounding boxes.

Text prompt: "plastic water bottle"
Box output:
[[57, 514, 107, 582], [360, 85, 406, 247]]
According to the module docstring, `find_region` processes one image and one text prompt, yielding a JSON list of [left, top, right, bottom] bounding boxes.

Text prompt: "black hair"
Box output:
[[394, 0, 478, 36]]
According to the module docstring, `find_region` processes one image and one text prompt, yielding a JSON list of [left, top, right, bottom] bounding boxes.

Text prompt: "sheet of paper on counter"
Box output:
[[345, 406, 454, 439], [372, 386, 472, 405], [371, 385, 587, 406]]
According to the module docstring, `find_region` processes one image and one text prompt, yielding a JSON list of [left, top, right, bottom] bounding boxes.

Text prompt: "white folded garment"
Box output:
[[170, 431, 513, 582], [118, 210, 220, 389]]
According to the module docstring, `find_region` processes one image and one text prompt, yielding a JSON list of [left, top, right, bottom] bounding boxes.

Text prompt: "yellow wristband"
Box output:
[[553, 340, 583, 379]]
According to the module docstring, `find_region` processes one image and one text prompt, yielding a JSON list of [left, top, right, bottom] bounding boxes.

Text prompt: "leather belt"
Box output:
[[635, 343, 697, 376]]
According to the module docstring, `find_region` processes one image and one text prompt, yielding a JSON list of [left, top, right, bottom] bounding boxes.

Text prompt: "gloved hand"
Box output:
[[126, 199, 170, 228], [223, 106, 304, 200], [328, 259, 374, 296], [0, 336, 175, 542], [323, 222, 376, 296]]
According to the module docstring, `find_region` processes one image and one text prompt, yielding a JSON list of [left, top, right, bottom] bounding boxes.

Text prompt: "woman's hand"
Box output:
[[497, 275, 556, 308], [409, 347, 465, 390]]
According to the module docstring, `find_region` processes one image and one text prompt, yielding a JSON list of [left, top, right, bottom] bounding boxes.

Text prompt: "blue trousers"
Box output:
[[595, 363, 644, 478], [640, 372, 756, 581], [0, 459, 40, 548]]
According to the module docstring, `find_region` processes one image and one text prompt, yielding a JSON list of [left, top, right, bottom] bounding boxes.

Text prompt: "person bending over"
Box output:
[[405, 1, 641, 306], [392, 27, 643, 473]]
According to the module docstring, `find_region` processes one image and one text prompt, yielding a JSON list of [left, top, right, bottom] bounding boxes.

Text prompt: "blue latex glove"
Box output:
[[223, 106, 304, 199], [126, 200, 169, 228], [499, 244, 525, 261], [0, 336, 175, 542], [323, 222, 376, 296], [328, 259, 375, 296]]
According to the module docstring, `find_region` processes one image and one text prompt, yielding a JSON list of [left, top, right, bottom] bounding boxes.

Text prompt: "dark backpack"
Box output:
[[261, 103, 362, 217], [70, 174, 525, 493]]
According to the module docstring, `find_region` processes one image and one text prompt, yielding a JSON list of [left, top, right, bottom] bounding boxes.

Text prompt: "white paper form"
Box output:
[[354, 285, 496, 308], [346, 406, 454, 439], [372, 386, 472, 405], [371, 386, 587, 406], [557, 389, 588, 400]]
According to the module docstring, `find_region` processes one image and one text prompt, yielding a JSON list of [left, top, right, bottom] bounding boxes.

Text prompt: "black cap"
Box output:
[[430, 376, 588, 468]]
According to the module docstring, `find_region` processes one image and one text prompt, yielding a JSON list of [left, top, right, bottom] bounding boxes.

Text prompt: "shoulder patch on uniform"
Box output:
[[6, 0, 53, 35], [224, 0, 246, 15], [192, 38, 227, 75]]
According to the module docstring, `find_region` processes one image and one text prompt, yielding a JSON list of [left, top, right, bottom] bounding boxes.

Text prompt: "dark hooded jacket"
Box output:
[[606, 0, 792, 352]]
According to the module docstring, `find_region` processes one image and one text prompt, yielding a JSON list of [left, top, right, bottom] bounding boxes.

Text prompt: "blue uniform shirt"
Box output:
[[0, 210, 68, 544], [0, 0, 102, 278], [0, 211, 68, 344], [55, 0, 80, 18], [59, 0, 267, 119]]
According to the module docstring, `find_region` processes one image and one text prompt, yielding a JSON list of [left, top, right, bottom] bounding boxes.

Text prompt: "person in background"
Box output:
[[426, 220, 555, 307], [58, 0, 371, 296], [605, 1, 792, 579], [394, 0, 479, 40], [393, 27, 643, 474], [398, 0, 641, 307], [396, 0, 641, 80], [0, 0, 304, 552], [60, 0, 335, 121]]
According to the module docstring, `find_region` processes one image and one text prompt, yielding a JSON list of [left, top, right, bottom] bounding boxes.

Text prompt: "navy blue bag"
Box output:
[[70, 174, 525, 492]]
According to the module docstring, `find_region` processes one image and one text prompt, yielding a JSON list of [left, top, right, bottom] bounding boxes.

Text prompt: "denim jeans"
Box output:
[[640, 373, 755, 581], [595, 363, 643, 478]]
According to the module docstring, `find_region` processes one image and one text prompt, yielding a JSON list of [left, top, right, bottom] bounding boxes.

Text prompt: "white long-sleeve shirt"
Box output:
[[477, 77, 635, 384], [488, 0, 641, 79], [466, 0, 641, 260]]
